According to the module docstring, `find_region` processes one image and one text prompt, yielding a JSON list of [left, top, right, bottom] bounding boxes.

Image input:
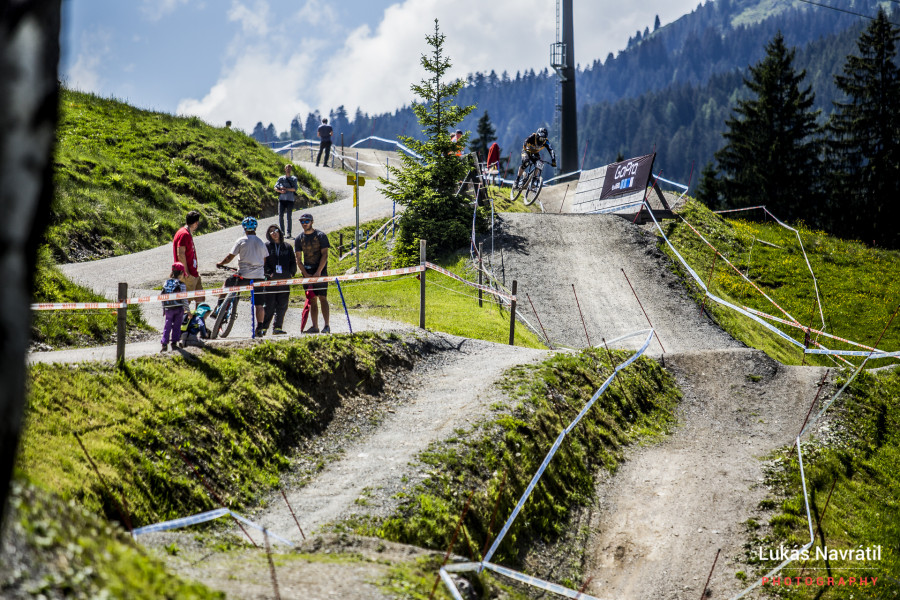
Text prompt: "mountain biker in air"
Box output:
[[515, 127, 556, 188]]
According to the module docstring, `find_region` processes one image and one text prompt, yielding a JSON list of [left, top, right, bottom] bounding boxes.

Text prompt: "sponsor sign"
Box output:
[[599, 153, 655, 200]]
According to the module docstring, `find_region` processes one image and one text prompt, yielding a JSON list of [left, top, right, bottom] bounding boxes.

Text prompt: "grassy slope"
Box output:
[[343, 348, 680, 580], [50, 89, 329, 262], [659, 200, 900, 367], [31, 246, 151, 348], [2, 480, 219, 598], [658, 200, 899, 597], [20, 334, 407, 526]]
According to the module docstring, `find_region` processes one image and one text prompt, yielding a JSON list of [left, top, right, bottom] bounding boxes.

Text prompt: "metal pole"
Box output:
[[478, 242, 483, 308], [355, 151, 360, 272], [117, 282, 127, 362], [508, 280, 517, 345], [419, 240, 426, 329]]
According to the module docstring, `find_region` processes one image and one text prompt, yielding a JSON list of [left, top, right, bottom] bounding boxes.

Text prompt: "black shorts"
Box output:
[[303, 266, 328, 297], [225, 275, 264, 306]]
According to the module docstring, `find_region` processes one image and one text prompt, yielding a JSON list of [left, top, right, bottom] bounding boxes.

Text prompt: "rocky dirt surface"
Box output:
[[492, 212, 740, 354]]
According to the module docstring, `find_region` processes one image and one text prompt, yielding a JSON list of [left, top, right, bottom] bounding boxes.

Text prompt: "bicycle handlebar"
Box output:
[[217, 264, 237, 272]]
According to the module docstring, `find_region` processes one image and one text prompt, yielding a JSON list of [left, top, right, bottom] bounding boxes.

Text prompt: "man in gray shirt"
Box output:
[[316, 118, 333, 167], [274, 164, 299, 238], [216, 216, 268, 334]]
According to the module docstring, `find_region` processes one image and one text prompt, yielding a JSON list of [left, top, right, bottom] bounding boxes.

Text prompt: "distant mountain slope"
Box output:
[[52, 89, 329, 262], [259, 0, 894, 185]]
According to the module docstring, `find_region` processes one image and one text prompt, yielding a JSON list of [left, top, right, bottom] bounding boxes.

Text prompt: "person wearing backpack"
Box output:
[[161, 262, 189, 352], [259, 224, 297, 335]]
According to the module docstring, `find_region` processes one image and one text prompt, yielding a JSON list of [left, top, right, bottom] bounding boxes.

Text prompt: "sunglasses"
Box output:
[[299, 219, 312, 224]]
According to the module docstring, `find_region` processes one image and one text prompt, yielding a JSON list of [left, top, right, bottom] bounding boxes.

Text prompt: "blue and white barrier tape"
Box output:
[[482, 562, 604, 600], [132, 508, 295, 547], [482, 330, 654, 566]]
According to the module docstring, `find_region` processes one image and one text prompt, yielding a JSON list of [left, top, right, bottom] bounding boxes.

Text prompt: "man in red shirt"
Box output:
[[172, 210, 204, 306]]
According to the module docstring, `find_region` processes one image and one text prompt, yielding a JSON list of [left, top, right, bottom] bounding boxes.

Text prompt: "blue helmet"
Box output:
[[242, 216, 258, 231]]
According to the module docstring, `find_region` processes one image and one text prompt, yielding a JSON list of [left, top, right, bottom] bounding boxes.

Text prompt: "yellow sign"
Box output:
[[346, 175, 366, 187], [353, 187, 358, 207]]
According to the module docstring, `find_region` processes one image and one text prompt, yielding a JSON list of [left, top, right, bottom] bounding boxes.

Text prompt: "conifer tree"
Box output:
[[696, 161, 723, 210], [469, 111, 498, 162], [713, 32, 821, 222], [381, 20, 476, 264], [825, 8, 900, 248]]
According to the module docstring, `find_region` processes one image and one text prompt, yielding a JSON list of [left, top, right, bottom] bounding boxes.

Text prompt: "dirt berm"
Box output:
[[492, 212, 740, 353]]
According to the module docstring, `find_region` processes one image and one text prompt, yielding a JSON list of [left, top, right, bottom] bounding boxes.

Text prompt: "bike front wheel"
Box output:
[[523, 176, 544, 205], [509, 177, 524, 202], [210, 295, 239, 339]]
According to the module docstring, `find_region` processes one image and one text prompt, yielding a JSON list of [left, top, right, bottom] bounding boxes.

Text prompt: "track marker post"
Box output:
[[419, 239, 426, 329], [699, 548, 721, 600], [116, 282, 127, 362], [478, 242, 483, 308], [280, 489, 306, 540], [621, 268, 666, 356], [572, 284, 591, 346], [526, 293, 553, 349], [508, 280, 518, 345], [264, 530, 282, 600], [430, 491, 474, 600]]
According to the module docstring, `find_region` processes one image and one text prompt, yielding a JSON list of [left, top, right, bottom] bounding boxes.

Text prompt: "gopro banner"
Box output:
[[599, 153, 656, 200]]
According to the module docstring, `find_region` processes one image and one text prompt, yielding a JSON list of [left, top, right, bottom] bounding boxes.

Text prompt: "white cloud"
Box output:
[[228, 0, 271, 37], [140, 0, 190, 21], [66, 28, 111, 93], [176, 47, 316, 130], [295, 0, 338, 29]]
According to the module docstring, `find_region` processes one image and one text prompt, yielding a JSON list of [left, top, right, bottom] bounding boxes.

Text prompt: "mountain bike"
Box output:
[[210, 265, 248, 339], [509, 158, 545, 205]]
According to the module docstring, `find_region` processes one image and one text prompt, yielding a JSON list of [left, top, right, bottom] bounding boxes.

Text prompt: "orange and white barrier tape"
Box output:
[[31, 301, 125, 311], [424, 262, 516, 301], [254, 265, 423, 288]]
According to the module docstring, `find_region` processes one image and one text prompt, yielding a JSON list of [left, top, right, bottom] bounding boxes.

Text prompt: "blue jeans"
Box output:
[[278, 201, 293, 236]]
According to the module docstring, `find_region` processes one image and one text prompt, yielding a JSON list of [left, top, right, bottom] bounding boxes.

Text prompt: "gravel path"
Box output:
[[492, 212, 741, 354], [584, 349, 828, 600]]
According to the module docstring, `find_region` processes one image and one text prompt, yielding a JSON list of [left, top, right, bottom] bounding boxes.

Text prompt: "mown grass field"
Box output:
[[293, 216, 545, 348], [659, 200, 899, 598], [659, 200, 900, 367], [50, 89, 330, 262]]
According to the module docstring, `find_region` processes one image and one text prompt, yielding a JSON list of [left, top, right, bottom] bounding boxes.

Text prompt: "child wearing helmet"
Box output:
[[180, 303, 212, 346], [161, 262, 189, 352]]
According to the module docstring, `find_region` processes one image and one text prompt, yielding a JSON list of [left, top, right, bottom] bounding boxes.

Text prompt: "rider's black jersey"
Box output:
[[522, 133, 556, 160]]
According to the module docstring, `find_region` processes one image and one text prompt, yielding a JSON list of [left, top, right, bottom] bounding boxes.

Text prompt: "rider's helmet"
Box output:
[[195, 303, 212, 317], [241, 216, 258, 231], [536, 127, 548, 141]]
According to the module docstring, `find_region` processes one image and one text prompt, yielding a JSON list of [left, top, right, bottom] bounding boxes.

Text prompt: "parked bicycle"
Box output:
[[510, 158, 546, 205], [210, 265, 252, 339]]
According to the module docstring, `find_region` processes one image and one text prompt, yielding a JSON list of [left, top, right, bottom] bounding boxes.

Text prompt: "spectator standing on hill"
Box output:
[[172, 211, 203, 307], [216, 216, 268, 336], [260, 224, 297, 335], [316, 118, 333, 167], [274, 164, 299, 238], [294, 213, 330, 333], [161, 262, 188, 352]]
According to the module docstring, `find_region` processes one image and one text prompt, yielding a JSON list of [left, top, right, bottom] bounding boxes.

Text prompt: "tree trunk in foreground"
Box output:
[[0, 0, 61, 532]]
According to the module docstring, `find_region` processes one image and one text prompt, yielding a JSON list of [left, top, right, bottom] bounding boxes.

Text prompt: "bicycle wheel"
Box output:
[[210, 295, 238, 339], [523, 175, 544, 206], [509, 176, 523, 202]]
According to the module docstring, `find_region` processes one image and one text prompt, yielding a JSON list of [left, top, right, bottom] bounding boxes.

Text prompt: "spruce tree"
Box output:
[[825, 8, 900, 248], [714, 32, 821, 222], [469, 111, 498, 162], [696, 161, 723, 210], [381, 20, 476, 265]]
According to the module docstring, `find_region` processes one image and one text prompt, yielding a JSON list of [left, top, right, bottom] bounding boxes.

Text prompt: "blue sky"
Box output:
[[61, 0, 702, 132]]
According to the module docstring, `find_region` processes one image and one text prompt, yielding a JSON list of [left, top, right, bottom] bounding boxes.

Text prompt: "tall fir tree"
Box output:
[[381, 20, 477, 265], [469, 111, 498, 162], [696, 161, 723, 209], [714, 32, 822, 223], [825, 8, 900, 248]]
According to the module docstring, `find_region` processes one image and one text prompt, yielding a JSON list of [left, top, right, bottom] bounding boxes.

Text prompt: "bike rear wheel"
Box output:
[[210, 295, 239, 339], [523, 175, 544, 205]]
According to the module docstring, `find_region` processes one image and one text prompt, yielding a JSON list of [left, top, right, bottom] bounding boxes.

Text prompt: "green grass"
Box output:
[[300, 217, 544, 348], [3, 479, 219, 598], [659, 200, 900, 367], [342, 348, 680, 571], [31, 246, 151, 348], [50, 89, 331, 262], [19, 334, 408, 526], [745, 367, 900, 598]]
